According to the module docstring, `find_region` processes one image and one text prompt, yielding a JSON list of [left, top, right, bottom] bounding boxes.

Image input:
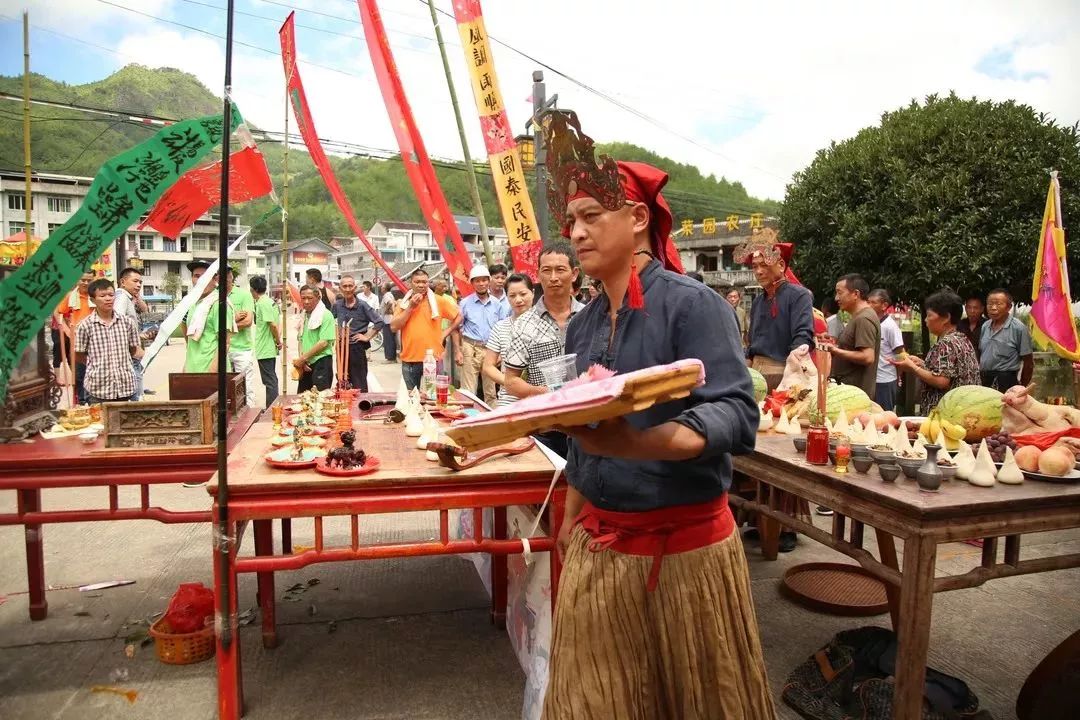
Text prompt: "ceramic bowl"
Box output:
[[852, 457, 874, 474], [851, 443, 870, 458], [869, 448, 896, 464], [898, 457, 922, 479], [878, 464, 902, 482], [792, 436, 807, 453], [937, 462, 957, 480], [78, 431, 99, 445]]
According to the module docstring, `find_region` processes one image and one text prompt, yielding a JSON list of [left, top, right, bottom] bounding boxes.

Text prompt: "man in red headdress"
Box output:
[[737, 228, 816, 387], [540, 111, 774, 720]]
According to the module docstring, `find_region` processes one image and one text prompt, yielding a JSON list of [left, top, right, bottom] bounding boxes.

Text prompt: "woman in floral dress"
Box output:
[[890, 289, 980, 412]]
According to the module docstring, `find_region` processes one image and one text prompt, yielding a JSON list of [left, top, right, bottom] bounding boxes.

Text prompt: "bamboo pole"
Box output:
[[215, 0, 237, 653], [280, 75, 291, 397], [426, 0, 493, 266], [22, 11, 32, 259]]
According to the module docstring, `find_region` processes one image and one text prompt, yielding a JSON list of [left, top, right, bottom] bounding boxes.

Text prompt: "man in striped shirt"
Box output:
[[75, 278, 144, 404]]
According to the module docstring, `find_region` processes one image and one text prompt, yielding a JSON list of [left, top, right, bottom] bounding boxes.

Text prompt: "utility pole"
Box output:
[[426, 0, 493, 266], [531, 71, 547, 241], [22, 11, 32, 259]]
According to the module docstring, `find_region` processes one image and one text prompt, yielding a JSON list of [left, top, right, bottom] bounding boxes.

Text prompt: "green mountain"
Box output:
[[0, 64, 779, 242]]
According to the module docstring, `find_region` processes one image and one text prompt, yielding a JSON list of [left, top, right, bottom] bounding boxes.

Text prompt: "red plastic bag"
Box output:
[[163, 583, 214, 634]]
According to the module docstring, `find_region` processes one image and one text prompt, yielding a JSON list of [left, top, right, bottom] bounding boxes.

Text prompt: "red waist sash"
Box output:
[[575, 494, 734, 592]]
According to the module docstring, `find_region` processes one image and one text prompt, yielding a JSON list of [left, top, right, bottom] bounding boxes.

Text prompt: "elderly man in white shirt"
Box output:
[[867, 288, 905, 411], [113, 266, 149, 399]]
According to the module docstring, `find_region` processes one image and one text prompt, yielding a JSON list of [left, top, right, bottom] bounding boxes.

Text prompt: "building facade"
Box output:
[[673, 216, 780, 291], [0, 170, 251, 298]]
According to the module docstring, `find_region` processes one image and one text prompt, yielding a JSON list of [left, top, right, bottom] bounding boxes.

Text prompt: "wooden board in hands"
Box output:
[[445, 360, 704, 451]]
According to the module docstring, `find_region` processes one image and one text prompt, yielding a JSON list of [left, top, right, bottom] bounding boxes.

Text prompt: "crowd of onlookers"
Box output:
[[52, 243, 1035, 444]]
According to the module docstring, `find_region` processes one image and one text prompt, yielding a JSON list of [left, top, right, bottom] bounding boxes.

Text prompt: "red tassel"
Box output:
[[627, 264, 645, 310]]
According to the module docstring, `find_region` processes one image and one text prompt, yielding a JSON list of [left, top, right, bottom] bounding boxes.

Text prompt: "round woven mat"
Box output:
[[780, 562, 890, 616]]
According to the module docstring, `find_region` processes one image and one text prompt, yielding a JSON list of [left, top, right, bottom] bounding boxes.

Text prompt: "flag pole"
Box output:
[[215, 0, 236, 652], [280, 70, 291, 397], [426, 0, 493, 266], [22, 11, 32, 259]]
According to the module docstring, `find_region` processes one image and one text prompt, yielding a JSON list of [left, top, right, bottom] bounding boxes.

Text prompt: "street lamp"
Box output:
[[515, 134, 535, 169]]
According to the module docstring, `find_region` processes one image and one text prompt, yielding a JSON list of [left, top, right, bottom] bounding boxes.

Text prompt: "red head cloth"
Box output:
[[563, 160, 684, 274]]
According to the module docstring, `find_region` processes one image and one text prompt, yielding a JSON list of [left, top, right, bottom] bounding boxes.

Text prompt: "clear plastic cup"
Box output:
[[536, 353, 578, 391]]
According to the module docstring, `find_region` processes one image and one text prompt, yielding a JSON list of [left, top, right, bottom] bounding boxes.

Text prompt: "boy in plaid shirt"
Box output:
[[75, 278, 144, 404]]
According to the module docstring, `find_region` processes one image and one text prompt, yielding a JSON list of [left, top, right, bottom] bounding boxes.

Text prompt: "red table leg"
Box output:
[[214, 519, 244, 720], [17, 489, 48, 621], [490, 506, 507, 627], [253, 519, 277, 649], [279, 518, 292, 555]]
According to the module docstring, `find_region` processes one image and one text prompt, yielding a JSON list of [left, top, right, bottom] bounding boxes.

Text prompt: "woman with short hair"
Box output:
[[890, 289, 979, 412]]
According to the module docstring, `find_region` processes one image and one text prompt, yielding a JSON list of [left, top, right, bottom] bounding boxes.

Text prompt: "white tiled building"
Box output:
[[0, 170, 251, 298]]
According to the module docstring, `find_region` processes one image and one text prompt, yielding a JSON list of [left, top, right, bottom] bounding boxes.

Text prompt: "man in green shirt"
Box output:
[[294, 285, 336, 391], [249, 275, 282, 407], [225, 267, 257, 408], [181, 261, 235, 373]]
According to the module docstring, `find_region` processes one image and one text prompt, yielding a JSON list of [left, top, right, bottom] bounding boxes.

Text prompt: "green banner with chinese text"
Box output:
[[0, 106, 242, 401]]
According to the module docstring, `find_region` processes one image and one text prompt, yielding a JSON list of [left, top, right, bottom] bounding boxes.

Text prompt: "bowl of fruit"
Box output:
[[970, 431, 1017, 465]]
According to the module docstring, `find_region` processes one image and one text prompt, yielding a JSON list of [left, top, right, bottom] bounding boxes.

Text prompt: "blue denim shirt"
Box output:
[[564, 261, 758, 512]]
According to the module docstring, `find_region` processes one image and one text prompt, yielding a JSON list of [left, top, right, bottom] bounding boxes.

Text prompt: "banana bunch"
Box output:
[[919, 408, 966, 450]]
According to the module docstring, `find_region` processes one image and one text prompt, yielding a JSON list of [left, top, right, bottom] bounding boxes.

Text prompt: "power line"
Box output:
[[84, 0, 787, 183], [0, 92, 771, 214]]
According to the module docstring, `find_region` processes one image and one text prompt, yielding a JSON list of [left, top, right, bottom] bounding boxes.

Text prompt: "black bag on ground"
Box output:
[[782, 626, 990, 720]]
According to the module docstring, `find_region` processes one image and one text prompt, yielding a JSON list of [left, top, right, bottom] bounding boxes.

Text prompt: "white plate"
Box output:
[[1021, 468, 1080, 483]]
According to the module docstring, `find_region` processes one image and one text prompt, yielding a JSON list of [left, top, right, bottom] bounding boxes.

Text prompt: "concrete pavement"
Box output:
[[1, 351, 1077, 719]]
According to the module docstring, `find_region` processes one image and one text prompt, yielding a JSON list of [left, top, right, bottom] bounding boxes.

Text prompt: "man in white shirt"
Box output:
[[113, 267, 149, 399], [867, 288, 905, 411], [359, 280, 381, 312]]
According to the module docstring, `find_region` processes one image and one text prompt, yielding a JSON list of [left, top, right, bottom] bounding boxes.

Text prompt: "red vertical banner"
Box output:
[[356, 0, 475, 297], [452, 0, 542, 279], [279, 13, 405, 291]]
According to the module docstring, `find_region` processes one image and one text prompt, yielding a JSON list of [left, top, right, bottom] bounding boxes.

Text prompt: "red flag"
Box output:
[[356, 0, 474, 296], [141, 146, 273, 239], [279, 14, 406, 292]]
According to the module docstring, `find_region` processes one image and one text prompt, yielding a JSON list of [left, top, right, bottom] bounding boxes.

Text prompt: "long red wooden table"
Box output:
[[732, 435, 1080, 720], [207, 399, 563, 720], [0, 408, 260, 620]]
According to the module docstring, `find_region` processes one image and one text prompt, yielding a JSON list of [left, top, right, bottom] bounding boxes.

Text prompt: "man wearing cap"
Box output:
[[455, 265, 510, 405], [180, 261, 235, 374], [539, 111, 773, 720], [740, 228, 815, 390]]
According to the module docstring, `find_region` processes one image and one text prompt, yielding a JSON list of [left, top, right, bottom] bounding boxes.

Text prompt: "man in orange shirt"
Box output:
[[54, 270, 96, 405], [389, 268, 460, 391]]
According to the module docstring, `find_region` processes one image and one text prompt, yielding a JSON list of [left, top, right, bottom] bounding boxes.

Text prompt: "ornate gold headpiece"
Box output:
[[540, 110, 625, 225]]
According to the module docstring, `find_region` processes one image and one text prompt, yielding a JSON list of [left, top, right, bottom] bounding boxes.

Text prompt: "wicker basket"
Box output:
[[149, 617, 215, 665]]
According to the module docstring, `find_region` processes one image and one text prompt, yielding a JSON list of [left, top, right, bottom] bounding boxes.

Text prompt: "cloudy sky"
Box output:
[[0, 0, 1078, 201]]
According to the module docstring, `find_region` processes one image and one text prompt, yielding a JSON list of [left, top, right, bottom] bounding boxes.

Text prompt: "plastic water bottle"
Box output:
[[422, 349, 437, 400]]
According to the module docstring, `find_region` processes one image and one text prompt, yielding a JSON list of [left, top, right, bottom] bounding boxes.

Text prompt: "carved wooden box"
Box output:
[[168, 372, 246, 417], [102, 392, 219, 449]]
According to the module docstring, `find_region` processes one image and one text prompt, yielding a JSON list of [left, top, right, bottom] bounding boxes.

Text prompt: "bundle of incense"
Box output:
[[343, 320, 352, 389]]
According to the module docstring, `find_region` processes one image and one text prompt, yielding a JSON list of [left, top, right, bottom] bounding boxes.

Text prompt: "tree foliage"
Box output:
[[780, 93, 1080, 309]]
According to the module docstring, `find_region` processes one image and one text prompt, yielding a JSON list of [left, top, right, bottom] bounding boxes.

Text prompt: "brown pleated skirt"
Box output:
[[542, 528, 776, 720]]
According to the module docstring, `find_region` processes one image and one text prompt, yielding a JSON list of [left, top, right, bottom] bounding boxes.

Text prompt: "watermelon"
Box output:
[[748, 368, 768, 403], [936, 385, 1003, 441], [805, 384, 873, 423]]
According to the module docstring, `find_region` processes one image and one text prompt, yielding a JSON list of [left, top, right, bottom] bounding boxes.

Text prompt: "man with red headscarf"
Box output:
[[539, 111, 774, 720], [738, 228, 816, 388]]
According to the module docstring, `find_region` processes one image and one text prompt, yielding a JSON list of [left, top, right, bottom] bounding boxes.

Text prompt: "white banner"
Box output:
[[140, 230, 249, 370]]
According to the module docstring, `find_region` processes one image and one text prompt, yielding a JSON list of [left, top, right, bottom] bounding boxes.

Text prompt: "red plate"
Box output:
[[314, 456, 381, 477], [264, 457, 318, 470]]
